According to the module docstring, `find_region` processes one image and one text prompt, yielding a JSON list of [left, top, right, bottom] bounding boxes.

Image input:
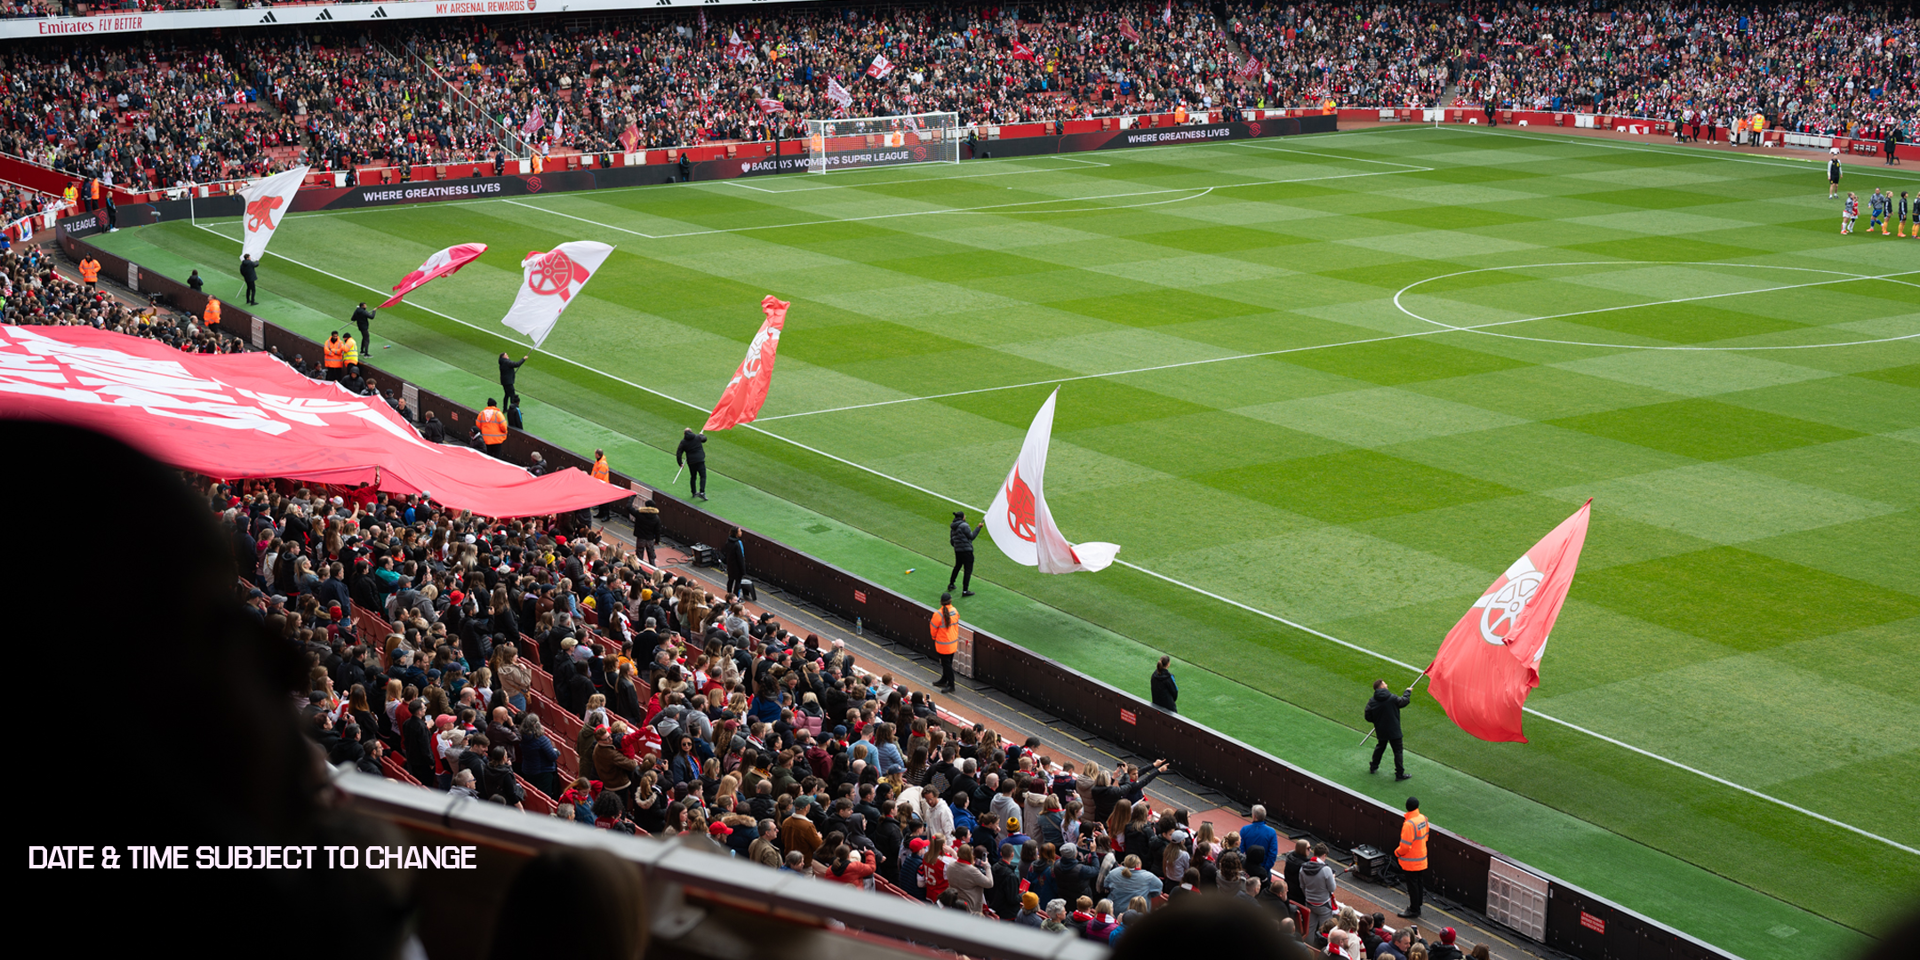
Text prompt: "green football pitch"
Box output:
[[97, 125, 1918, 956]]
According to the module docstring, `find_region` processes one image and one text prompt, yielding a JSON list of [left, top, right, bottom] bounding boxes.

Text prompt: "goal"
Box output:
[[805, 112, 961, 174]]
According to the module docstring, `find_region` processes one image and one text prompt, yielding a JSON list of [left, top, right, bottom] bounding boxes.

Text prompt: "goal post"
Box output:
[[805, 112, 961, 173]]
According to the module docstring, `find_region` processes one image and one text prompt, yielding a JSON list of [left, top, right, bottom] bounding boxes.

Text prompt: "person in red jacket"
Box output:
[[823, 845, 877, 886]]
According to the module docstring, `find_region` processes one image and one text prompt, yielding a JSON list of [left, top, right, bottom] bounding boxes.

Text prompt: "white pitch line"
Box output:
[[1227, 140, 1436, 170], [193, 217, 1920, 855], [1397, 261, 1920, 350], [1436, 124, 1920, 184], [724, 154, 1113, 194], [758, 263, 1920, 422]]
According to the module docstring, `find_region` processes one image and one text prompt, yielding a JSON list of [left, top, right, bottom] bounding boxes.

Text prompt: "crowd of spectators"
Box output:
[[4, 2, 1913, 183], [0, 39, 303, 189], [241, 464, 1297, 939], [239, 32, 514, 172], [220, 424, 1490, 955], [396, 2, 1254, 154], [1432, 1, 1917, 142]]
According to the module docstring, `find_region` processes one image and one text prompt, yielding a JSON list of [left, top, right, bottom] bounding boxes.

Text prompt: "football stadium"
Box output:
[[4, 4, 1915, 959]]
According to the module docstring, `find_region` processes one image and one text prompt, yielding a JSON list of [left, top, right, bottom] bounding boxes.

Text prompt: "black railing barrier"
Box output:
[[54, 213, 1742, 960]]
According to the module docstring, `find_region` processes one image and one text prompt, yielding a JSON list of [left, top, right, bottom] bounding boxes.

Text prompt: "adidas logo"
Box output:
[[316, 7, 333, 19], [257, 10, 276, 21], [370, 6, 388, 16]]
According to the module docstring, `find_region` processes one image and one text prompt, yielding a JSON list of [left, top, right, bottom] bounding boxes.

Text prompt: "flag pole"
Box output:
[[672, 465, 684, 487]]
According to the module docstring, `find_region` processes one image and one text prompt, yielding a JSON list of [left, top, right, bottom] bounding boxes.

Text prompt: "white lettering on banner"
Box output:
[[744, 150, 912, 174], [357, 182, 504, 204], [1119, 126, 1238, 145], [0, 325, 420, 440]]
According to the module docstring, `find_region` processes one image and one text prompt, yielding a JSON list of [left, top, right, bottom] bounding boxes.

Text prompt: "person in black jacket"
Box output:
[[351, 302, 377, 351], [1051, 843, 1096, 903], [947, 511, 979, 597], [558, 661, 596, 718], [1150, 655, 1178, 713], [480, 746, 525, 806], [420, 411, 445, 444], [722, 527, 746, 596], [1367, 679, 1414, 781], [498, 352, 528, 406], [401, 701, 434, 785], [631, 499, 661, 566], [239, 254, 258, 305], [676, 427, 708, 500], [989, 844, 1023, 919]]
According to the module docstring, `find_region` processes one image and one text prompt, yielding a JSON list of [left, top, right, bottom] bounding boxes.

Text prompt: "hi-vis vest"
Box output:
[[341, 337, 359, 365], [78, 258, 100, 283], [203, 298, 222, 326], [930, 605, 959, 655], [1396, 810, 1430, 872], [591, 456, 610, 483], [323, 339, 345, 368], [477, 406, 508, 444]]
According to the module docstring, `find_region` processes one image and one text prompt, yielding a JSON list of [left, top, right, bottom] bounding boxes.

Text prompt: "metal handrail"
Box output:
[[379, 37, 532, 160]]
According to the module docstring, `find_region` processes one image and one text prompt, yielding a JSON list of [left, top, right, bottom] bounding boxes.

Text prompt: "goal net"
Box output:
[[806, 112, 961, 173]]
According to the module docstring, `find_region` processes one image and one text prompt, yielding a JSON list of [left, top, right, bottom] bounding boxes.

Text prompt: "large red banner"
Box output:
[[0, 325, 619, 518]]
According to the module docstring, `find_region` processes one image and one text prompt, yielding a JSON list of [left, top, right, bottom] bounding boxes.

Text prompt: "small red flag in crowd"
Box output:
[[1425, 501, 1592, 743], [867, 53, 894, 78], [826, 77, 854, 108], [1118, 19, 1141, 42], [758, 98, 786, 115], [1011, 39, 1037, 61]]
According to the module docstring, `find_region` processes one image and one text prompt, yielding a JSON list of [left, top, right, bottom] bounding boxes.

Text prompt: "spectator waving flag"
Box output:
[[727, 31, 752, 63], [236, 165, 308, 262], [758, 97, 787, 115], [704, 296, 790, 431], [1237, 54, 1262, 80], [519, 103, 544, 138], [867, 53, 894, 79], [1118, 19, 1141, 42], [1426, 501, 1592, 743], [380, 243, 487, 307], [1010, 39, 1037, 61], [619, 122, 642, 154], [826, 77, 854, 109], [1163, 0, 1173, 25], [499, 241, 614, 347], [984, 388, 1121, 574], [697, 9, 706, 33]]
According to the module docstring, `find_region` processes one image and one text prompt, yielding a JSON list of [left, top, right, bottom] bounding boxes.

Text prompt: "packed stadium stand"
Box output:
[[4, 2, 1912, 189]]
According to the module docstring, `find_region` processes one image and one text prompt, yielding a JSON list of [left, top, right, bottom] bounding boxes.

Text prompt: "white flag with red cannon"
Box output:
[[499, 241, 614, 347], [984, 388, 1120, 574]]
